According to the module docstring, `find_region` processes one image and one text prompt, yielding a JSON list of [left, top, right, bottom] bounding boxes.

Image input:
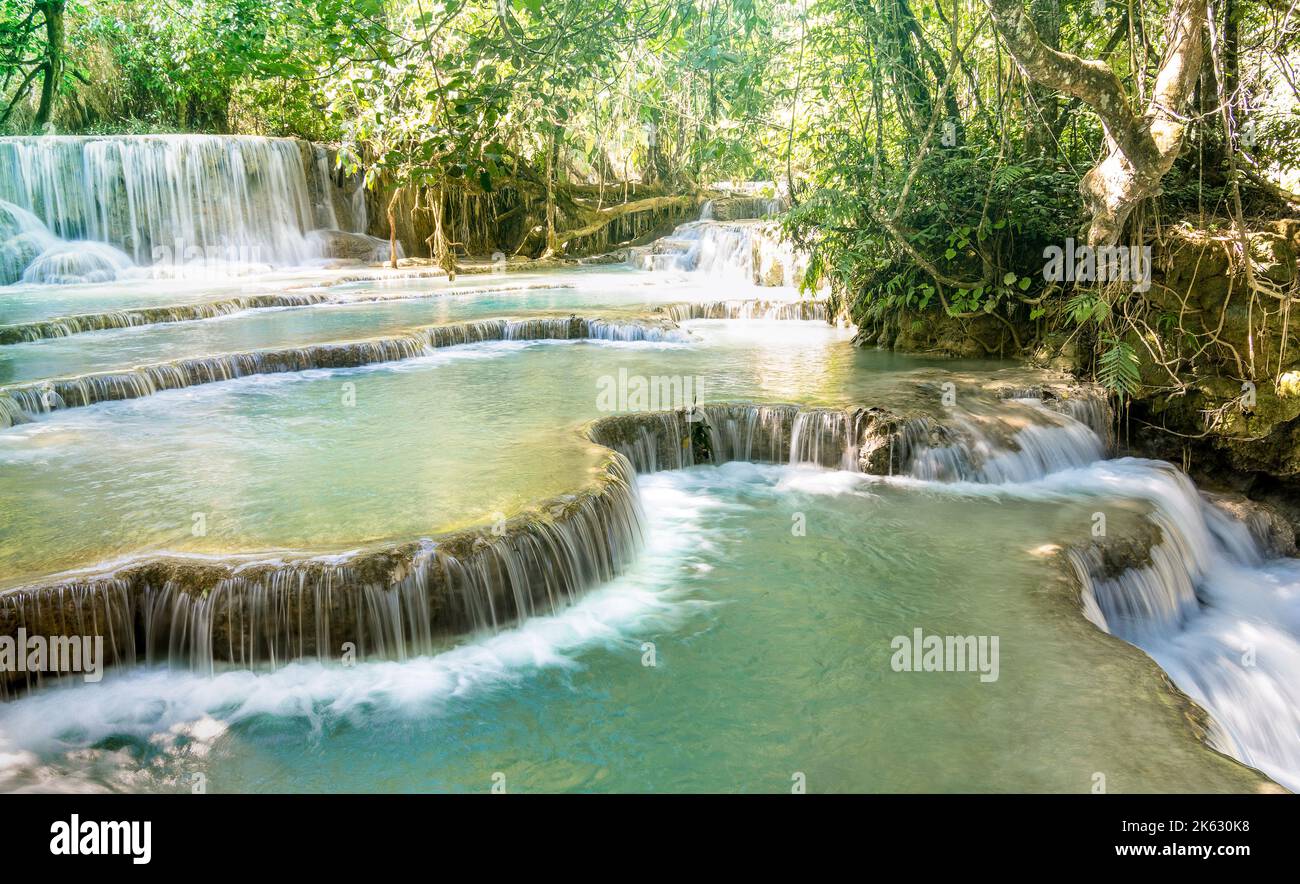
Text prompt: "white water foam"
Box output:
[[0, 135, 375, 285], [0, 470, 725, 792], [877, 441, 1300, 792]]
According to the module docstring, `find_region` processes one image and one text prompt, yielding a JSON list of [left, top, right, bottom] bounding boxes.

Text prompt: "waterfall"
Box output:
[[661, 299, 833, 322], [647, 221, 755, 277], [630, 217, 810, 287], [0, 452, 644, 694], [588, 403, 888, 474], [309, 144, 342, 231], [1066, 461, 1300, 791], [0, 315, 693, 426], [0, 135, 377, 284], [895, 399, 1106, 483], [852, 387, 1300, 788], [0, 280, 579, 344], [586, 395, 1107, 481]]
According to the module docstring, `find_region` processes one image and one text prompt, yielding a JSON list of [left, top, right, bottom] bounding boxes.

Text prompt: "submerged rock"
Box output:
[[307, 228, 395, 263]]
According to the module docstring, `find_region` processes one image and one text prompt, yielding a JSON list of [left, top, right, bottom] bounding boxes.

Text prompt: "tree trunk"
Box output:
[[1025, 0, 1061, 157], [33, 0, 65, 130], [986, 0, 1207, 245], [543, 128, 559, 258], [386, 190, 400, 269], [1223, 0, 1242, 145]]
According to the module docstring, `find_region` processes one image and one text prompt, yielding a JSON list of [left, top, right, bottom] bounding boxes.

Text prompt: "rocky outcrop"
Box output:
[[848, 218, 1300, 538], [1124, 221, 1300, 540], [306, 229, 394, 263]]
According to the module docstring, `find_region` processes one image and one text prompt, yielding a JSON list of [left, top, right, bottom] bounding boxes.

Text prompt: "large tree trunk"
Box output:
[[986, 0, 1207, 245], [33, 0, 65, 130]]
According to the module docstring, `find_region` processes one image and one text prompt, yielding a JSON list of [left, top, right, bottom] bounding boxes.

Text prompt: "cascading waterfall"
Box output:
[[637, 220, 755, 277], [0, 135, 375, 284], [590, 403, 851, 473], [660, 299, 833, 322], [0, 279, 577, 344], [1066, 461, 1300, 791], [4, 343, 1295, 793], [0, 452, 644, 696], [857, 385, 1300, 789], [0, 315, 692, 426], [895, 398, 1106, 483], [587, 395, 1108, 481], [629, 217, 807, 287], [309, 144, 342, 231]]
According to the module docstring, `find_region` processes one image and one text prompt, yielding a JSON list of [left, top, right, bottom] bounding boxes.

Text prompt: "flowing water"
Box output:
[[0, 138, 1295, 793]]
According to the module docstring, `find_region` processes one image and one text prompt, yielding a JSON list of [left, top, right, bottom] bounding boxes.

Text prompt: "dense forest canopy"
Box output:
[[2, 0, 1298, 399]]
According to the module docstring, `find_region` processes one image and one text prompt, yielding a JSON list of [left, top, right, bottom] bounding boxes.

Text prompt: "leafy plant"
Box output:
[[1097, 335, 1141, 403]]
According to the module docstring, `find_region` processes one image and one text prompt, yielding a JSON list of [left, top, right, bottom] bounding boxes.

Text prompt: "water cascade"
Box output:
[[1065, 463, 1300, 791], [0, 451, 643, 695], [629, 218, 808, 287], [0, 135, 380, 284], [660, 299, 835, 322], [895, 399, 1107, 483], [0, 392, 1094, 690], [592, 393, 1299, 788], [0, 315, 692, 426]]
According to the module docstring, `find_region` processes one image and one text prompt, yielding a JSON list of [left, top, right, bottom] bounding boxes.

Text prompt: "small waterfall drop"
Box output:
[[879, 391, 1300, 788], [0, 452, 645, 694], [661, 299, 833, 322], [1066, 461, 1300, 791], [897, 398, 1106, 483], [629, 217, 807, 287]]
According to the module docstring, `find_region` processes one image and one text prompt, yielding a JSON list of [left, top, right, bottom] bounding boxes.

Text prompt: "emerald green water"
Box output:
[[0, 316, 987, 586], [0, 463, 1262, 792], [0, 272, 694, 384], [0, 265, 1275, 794]]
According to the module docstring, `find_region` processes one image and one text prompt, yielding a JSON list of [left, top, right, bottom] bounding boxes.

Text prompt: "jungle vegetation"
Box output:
[[2, 0, 1298, 402]]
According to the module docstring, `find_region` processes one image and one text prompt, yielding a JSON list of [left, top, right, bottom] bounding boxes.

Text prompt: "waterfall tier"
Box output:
[[0, 135, 376, 285], [0, 315, 691, 427], [1065, 464, 1300, 791], [0, 278, 572, 344], [659, 299, 835, 323], [0, 452, 642, 695], [629, 219, 809, 287], [0, 386, 1104, 689], [586, 390, 1109, 481]]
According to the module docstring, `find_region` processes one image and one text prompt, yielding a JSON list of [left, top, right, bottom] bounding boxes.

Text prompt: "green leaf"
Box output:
[[1098, 336, 1141, 402]]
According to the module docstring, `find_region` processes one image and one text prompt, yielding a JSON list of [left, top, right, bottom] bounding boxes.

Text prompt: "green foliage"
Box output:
[[2, 0, 1296, 398], [1067, 291, 1109, 326], [1097, 335, 1141, 403]]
